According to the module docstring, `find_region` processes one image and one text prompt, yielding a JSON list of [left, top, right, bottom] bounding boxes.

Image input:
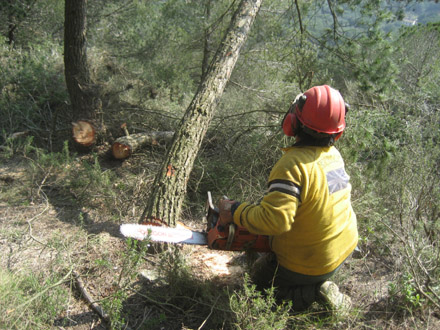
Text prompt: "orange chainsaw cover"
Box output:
[[207, 221, 271, 252]]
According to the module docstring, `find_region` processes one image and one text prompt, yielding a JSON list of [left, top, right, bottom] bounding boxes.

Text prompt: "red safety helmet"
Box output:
[[282, 85, 347, 140]]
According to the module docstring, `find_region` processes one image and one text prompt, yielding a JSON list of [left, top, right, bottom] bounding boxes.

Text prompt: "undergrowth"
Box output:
[[230, 274, 292, 330], [0, 269, 69, 329], [2, 98, 439, 328]]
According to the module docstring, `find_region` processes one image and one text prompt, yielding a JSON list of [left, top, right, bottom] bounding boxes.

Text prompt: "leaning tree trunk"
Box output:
[[141, 0, 262, 226], [64, 0, 100, 147]]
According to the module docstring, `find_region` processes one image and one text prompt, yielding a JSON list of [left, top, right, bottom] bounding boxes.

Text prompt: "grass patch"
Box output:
[[0, 269, 70, 329]]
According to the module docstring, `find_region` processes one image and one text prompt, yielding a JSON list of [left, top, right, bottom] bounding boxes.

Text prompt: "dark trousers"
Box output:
[[250, 253, 343, 310]]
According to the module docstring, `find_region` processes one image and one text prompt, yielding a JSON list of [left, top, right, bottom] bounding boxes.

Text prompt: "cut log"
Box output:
[[72, 120, 96, 147], [112, 131, 174, 159]]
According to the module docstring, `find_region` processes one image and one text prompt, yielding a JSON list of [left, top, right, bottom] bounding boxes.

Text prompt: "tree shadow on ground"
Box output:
[[43, 188, 123, 236], [117, 276, 234, 330], [53, 311, 106, 330], [41, 169, 126, 241]]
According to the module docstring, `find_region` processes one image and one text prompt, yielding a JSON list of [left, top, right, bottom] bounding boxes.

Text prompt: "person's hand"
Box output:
[[218, 199, 236, 226]]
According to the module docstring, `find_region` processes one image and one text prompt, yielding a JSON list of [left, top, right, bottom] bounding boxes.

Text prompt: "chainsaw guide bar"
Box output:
[[120, 223, 208, 245]]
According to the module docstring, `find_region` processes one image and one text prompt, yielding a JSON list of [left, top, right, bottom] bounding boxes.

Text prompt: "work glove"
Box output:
[[218, 199, 237, 226]]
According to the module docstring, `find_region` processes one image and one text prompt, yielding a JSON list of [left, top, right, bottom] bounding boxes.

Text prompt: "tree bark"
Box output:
[[112, 131, 174, 159], [201, 0, 212, 80], [64, 0, 100, 147], [141, 0, 262, 226]]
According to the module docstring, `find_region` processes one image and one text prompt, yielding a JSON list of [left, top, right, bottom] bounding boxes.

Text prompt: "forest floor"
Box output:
[[1, 153, 438, 329]]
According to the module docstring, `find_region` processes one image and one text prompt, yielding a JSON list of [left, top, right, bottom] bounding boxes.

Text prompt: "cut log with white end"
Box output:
[[112, 131, 174, 159], [72, 120, 96, 147]]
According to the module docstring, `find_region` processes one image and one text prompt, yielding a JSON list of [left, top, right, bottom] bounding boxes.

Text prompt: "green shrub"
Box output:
[[230, 274, 292, 330], [0, 39, 69, 150]]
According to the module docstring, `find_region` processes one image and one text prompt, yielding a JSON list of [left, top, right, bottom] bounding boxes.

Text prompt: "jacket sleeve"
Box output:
[[232, 156, 302, 236]]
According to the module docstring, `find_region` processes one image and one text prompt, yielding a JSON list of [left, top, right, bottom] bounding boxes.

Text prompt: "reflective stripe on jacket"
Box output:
[[233, 146, 358, 276]]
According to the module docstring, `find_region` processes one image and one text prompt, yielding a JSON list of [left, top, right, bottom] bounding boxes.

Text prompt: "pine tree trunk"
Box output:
[[64, 0, 101, 147], [141, 0, 262, 226]]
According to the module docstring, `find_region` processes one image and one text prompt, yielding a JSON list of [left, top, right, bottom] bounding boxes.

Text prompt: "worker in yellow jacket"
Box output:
[[219, 85, 358, 311]]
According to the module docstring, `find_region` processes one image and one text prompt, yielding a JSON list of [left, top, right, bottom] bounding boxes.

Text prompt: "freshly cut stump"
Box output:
[[72, 120, 96, 147]]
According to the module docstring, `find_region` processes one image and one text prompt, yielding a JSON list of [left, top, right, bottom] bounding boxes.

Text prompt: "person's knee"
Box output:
[[249, 253, 277, 290]]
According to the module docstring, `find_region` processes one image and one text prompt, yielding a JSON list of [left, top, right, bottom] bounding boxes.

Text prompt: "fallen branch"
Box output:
[[72, 270, 110, 323], [112, 131, 174, 159]]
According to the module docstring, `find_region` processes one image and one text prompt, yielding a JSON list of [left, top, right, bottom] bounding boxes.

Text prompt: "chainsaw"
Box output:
[[120, 192, 271, 252]]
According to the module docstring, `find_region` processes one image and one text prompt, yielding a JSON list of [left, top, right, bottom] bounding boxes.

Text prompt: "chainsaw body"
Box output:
[[205, 192, 271, 252]]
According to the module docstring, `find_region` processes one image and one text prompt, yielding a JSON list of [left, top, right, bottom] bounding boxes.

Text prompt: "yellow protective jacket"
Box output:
[[233, 145, 358, 276]]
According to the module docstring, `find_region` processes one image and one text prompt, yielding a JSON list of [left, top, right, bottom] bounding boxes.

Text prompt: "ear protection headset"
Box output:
[[281, 86, 350, 140], [282, 94, 307, 137]]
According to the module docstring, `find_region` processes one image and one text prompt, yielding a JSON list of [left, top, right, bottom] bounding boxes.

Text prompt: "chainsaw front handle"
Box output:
[[206, 191, 271, 252], [218, 199, 236, 226]]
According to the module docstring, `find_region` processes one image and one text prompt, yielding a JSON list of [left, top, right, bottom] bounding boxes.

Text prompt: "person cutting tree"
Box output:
[[218, 85, 358, 312]]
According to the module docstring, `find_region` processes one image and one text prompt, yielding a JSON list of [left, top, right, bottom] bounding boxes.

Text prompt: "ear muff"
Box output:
[[282, 111, 298, 136], [334, 131, 343, 141], [282, 94, 306, 137]]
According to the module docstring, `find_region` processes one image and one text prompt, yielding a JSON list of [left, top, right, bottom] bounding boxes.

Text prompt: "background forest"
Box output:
[[1, 0, 440, 329]]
